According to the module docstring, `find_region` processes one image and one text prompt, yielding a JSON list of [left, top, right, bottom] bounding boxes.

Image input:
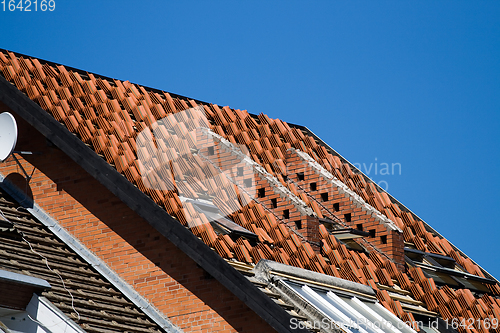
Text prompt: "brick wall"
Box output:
[[0, 109, 275, 333], [285, 149, 405, 270], [298, 215, 321, 252]]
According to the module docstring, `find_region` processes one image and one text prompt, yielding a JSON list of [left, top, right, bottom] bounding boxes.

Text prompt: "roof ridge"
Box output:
[[0, 48, 212, 107]]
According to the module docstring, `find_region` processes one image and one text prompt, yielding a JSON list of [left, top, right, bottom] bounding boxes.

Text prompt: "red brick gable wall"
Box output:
[[285, 149, 405, 269], [0, 110, 275, 333]]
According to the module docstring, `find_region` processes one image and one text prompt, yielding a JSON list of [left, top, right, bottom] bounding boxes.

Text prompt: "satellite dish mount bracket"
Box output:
[[11, 151, 36, 183]]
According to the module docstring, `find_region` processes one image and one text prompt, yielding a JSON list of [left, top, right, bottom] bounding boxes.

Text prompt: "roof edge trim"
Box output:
[[0, 268, 51, 290], [0, 173, 183, 333]]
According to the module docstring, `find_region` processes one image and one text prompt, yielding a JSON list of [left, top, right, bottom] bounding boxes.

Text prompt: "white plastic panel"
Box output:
[[283, 280, 422, 333]]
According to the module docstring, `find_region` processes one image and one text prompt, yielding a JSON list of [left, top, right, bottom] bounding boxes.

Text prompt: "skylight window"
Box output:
[[330, 228, 369, 240], [188, 199, 258, 241], [284, 280, 417, 333], [404, 247, 496, 293]]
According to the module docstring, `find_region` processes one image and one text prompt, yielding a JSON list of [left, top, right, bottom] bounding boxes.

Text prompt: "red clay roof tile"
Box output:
[[1, 51, 499, 328]]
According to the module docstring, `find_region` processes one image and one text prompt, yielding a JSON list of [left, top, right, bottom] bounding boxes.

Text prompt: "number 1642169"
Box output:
[[1, 0, 55, 11]]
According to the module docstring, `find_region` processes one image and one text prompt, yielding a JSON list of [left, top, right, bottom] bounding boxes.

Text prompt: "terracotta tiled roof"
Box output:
[[1, 49, 499, 332]]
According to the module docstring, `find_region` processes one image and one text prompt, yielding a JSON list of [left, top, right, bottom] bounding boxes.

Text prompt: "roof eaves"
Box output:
[[0, 268, 51, 290], [0, 74, 310, 333]]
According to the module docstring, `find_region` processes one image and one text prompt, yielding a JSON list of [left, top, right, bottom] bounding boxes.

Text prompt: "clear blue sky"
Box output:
[[1, 1, 499, 278]]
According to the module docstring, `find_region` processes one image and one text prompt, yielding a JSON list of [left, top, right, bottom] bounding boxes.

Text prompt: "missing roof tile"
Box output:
[[344, 213, 351, 222], [271, 198, 277, 208], [295, 220, 302, 230], [380, 235, 387, 244]]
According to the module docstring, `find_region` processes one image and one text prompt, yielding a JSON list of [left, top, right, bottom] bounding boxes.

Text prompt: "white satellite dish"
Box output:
[[0, 112, 18, 162]]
